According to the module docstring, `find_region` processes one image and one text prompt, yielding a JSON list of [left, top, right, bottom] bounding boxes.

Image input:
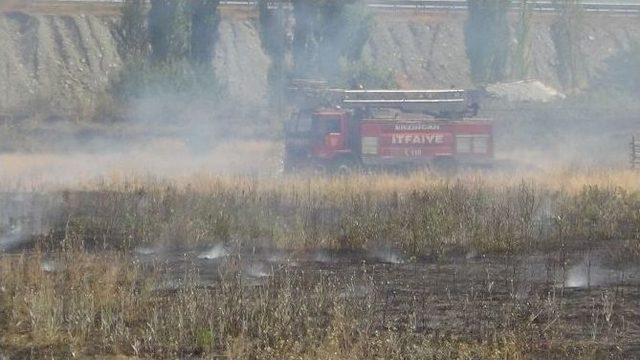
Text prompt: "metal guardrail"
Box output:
[[226, 0, 640, 13], [28, 0, 640, 14], [370, 1, 640, 13], [631, 135, 640, 169]]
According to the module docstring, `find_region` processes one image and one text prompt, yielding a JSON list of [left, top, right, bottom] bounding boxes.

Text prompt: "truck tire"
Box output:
[[314, 163, 328, 175], [337, 164, 353, 177], [333, 157, 358, 177]]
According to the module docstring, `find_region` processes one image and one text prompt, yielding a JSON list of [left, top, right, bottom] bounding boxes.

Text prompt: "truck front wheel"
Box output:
[[333, 158, 358, 177]]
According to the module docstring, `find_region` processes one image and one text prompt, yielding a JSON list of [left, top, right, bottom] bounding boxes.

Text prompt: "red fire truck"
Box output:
[[284, 81, 493, 173]]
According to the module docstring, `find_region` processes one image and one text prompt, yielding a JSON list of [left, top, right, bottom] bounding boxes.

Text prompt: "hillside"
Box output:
[[0, 7, 638, 116], [368, 12, 640, 90]]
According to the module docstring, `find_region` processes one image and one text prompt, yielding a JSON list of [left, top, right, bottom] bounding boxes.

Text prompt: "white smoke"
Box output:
[[372, 248, 404, 264], [0, 224, 28, 252], [564, 258, 615, 288], [244, 262, 271, 278], [198, 244, 229, 260]]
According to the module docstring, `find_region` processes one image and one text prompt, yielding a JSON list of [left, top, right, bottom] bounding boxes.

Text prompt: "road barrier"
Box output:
[[29, 0, 640, 14]]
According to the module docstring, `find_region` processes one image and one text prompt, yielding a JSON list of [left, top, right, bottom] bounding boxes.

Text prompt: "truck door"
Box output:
[[311, 113, 347, 159]]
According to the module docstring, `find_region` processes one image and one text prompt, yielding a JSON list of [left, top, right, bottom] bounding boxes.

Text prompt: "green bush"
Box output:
[[112, 59, 224, 102]]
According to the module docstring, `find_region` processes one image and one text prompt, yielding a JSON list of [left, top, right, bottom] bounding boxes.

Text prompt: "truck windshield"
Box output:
[[312, 117, 340, 135]]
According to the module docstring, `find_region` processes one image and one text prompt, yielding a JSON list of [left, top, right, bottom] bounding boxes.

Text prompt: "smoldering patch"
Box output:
[[563, 259, 618, 289], [244, 262, 272, 279], [371, 248, 405, 265], [198, 244, 230, 260], [0, 225, 34, 252], [135, 246, 162, 256], [41, 259, 58, 273], [312, 250, 339, 264], [264, 250, 298, 267]]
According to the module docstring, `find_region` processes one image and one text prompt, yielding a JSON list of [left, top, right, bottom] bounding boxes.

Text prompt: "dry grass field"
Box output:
[[0, 168, 639, 358]]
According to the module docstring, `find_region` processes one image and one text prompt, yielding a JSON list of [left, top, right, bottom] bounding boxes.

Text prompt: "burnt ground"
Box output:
[[1, 244, 640, 358], [124, 246, 640, 357]]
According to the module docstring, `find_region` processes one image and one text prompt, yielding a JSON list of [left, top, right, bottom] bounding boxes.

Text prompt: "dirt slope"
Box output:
[[0, 12, 120, 114], [214, 17, 270, 106], [366, 14, 473, 89]]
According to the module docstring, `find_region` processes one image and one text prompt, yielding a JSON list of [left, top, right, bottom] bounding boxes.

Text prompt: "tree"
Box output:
[[190, 0, 221, 65], [148, 0, 191, 63], [464, 0, 511, 84], [258, 0, 288, 107], [595, 42, 640, 95], [118, 0, 147, 60], [292, 0, 320, 77], [318, 1, 373, 78], [551, 0, 585, 91], [291, 0, 373, 81], [512, 0, 532, 80], [114, 0, 225, 110]]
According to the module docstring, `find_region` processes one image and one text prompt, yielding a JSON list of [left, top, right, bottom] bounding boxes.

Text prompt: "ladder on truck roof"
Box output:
[[289, 79, 478, 118], [338, 89, 470, 117]]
